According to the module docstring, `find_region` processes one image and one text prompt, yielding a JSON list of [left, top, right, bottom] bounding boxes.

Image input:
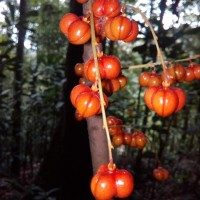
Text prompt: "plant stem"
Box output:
[[146, 136, 161, 166], [125, 5, 169, 84], [89, 0, 114, 163], [125, 5, 166, 69], [121, 62, 159, 70], [174, 54, 200, 62], [122, 54, 200, 70]]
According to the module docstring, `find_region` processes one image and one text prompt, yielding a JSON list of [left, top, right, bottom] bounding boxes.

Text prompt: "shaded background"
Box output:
[[0, 0, 200, 199]]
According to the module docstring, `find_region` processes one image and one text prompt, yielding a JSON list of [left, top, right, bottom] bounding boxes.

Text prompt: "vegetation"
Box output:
[[0, 0, 199, 199]]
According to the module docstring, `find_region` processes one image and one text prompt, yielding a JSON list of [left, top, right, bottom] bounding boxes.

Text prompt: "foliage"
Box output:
[[0, 0, 67, 177], [0, 0, 200, 199]]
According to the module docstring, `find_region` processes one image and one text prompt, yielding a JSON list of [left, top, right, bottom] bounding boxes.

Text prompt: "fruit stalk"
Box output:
[[146, 136, 161, 166], [122, 54, 200, 71], [125, 5, 168, 83], [122, 62, 157, 70], [89, 0, 114, 162], [174, 54, 200, 62]]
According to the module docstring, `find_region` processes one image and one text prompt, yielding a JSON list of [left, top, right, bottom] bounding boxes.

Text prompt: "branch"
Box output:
[[122, 54, 200, 70], [89, 0, 114, 163]]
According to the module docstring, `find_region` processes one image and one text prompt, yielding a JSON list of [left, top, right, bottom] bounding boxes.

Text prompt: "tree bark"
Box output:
[[83, 41, 110, 174], [34, 1, 110, 199], [11, 0, 27, 177], [33, 1, 94, 200]]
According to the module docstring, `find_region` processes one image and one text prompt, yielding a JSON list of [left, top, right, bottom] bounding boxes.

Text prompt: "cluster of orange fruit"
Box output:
[[139, 62, 200, 87], [60, 0, 139, 45], [75, 62, 128, 96], [107, 115, 147, 149], [140, 62, 200, 117]]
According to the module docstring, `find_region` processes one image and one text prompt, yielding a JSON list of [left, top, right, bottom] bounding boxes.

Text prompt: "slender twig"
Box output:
[[146, 136, 161, 166], [108, 124, 145, 133], [125, 5, 166, 69], [124, 5, 170, 84], [122, 54, 200, 70], [89, 0, 114, 163], [174, 54, 200, 62], [121, 62, 159, 70], [124, 5, 200, 76]]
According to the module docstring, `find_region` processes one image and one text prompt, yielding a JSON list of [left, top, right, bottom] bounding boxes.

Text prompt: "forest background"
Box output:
[[0, 0, 200, 199]]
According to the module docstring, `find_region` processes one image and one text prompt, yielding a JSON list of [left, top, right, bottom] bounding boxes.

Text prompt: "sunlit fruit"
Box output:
[[144, 86, 160, 110], [139, 71, 150, 87], [70, 84, 108, 118], [75, 91, 101, 117], [144, 85, 186, 117], [104, 0, 121, 18], [118, 74, 128, 88], [84, 54, 121, 82], [129, 131, 147, 149], [123, 132, 132, 145], [161, 64, 186, 84], [102, 74, 127, 96], [148, 73, 162, 87], [123, 19, 139, 42], [151, 86, 179, 117], [92, 0, 121, 18], [161, 68, 176, 85], [139, 71, 162, 87], [185, 63, 200, 81], [109, 78, 121, 92], [92, 0, 104, 17], [70, 84, 91, 107], [84, 57, 104, 82], [104, 17, 118, 41], [171, 87, 186, 112], [90, 163, 134, 199], [102, 55, 121, 79], [193, 64, 200, 79], [185, 64, 196, 82], [59, 13, 79, 36], [67, 18, 91, 45], [112, 133, 124, 146], [168, 63, 186, 82], [59, 12, 91, 45], [108, 15, 132, 40], [107, 115, 123, 136]]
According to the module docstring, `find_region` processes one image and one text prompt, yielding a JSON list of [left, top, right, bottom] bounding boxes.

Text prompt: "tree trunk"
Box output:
[[34, 1, 110, 199], [33, 1, 94, 200], [11, 0, 27, 177], [83, 41, 110, 174]]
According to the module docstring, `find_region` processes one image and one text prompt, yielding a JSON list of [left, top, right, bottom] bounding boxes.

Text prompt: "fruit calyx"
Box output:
[[82, 15, 90, 23], [108, 162, 116, 171], [97, 50, 104, 58], [91, 83, 99, 92], [162, 80, 170, 88]]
